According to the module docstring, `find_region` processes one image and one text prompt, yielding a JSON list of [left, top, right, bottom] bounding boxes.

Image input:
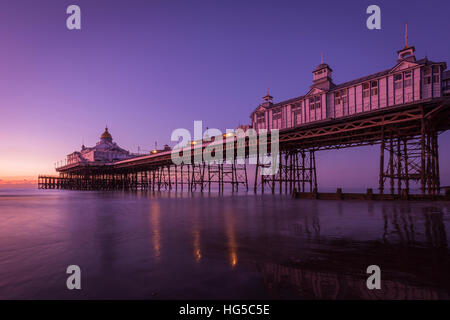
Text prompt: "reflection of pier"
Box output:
[[253, 204, 450, 299], [257, 262, 448, 299], [382, 205, 448, 248]]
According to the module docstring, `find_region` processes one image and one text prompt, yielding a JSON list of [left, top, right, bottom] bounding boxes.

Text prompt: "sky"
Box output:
[[0, 0, 449, 189]]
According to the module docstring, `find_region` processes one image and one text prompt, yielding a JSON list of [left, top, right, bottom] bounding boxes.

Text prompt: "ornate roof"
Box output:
[[100, 127, 112, 141]]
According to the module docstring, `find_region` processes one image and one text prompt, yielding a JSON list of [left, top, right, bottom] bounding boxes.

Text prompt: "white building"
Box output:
[[251, 43, 447, 131], [67, 127, 132, 165]]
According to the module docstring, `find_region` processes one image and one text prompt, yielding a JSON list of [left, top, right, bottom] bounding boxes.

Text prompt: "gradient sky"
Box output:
[[0, 0, 449, 189]]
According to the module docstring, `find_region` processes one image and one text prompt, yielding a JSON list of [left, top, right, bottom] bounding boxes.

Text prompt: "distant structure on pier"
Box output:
[[151, 143, 172, 154], [251, 40, 447, 130], [66, 127, 132, 165]]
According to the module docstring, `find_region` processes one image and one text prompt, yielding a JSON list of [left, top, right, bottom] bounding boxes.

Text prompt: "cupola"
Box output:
[[397, 23, 416, 62], [100, 127, 113, 142], [261, 88, 273, 107], [312, 54, 334, 90]]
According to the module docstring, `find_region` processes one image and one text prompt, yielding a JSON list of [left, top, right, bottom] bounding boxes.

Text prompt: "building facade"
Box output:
[[442, 70, 450, 96], [66, 127, 132, 165], [251, 44, 447, 131]]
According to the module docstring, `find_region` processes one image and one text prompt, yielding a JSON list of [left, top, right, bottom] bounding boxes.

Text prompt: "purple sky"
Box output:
[[0, 0, 449, 189]]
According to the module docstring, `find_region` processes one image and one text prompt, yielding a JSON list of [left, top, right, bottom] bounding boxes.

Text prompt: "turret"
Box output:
[[261, 88, 273, 107], [312, 64, 333, 90], [312, 53, 334, 90], [397, 23, 416, 62]]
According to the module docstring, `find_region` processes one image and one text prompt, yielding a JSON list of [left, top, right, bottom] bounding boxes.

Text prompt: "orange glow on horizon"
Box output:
[[0, 151, 57, 182], [0, 176, 38, 186]]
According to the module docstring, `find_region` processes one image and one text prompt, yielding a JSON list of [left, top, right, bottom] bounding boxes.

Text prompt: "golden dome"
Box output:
[[100, 127, 112, 141]]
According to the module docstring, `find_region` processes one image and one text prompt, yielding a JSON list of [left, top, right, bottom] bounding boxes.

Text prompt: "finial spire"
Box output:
[[405, 23, 408, 48], [321, 52, 324, 64], [263, 86, 273, 103]]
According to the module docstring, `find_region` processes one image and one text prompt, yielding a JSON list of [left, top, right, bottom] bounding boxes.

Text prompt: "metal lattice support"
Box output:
[[231, 161, 249, 192], [190, 163, 206, 191], [379, 129, 440, 196], [255, 149, 317, 194], [204, 161, 249, 192]]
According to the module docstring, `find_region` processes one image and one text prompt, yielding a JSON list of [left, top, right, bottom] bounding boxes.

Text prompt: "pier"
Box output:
[[38, 97, 450, 198]]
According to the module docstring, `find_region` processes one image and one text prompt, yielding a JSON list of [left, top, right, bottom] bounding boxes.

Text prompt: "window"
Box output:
[[394, 74, 402, 90], [310, 95, 321, 110], [272, 109, 282, 121], [272, 109, 283, 129], [291, 104, 301, 112], [291, 104, 302, 126], [335, 91, 341, 105], [371, 81, 378, 96], [342, 94, 348, 104], [401, 52, 410, 59], [256, 113, 265, 124], [433, 75, 440, 83], [422, 68, 431, 86], [363, 83, 370, 98], [315, 95, 321, 109], [404, 72, 412, 87], [335, 90, 347, 105], [432, 66, 440, 73]]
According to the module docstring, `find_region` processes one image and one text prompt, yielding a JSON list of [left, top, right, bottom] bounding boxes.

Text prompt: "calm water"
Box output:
[[0, 188, 450, 300]]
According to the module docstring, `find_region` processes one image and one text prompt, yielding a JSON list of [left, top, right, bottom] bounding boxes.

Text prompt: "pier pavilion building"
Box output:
[[66, 127, 132, 165], [251, 42, 447, 131]]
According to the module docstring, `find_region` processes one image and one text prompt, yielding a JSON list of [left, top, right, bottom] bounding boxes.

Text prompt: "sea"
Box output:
[[0, 188, 449, 299]]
